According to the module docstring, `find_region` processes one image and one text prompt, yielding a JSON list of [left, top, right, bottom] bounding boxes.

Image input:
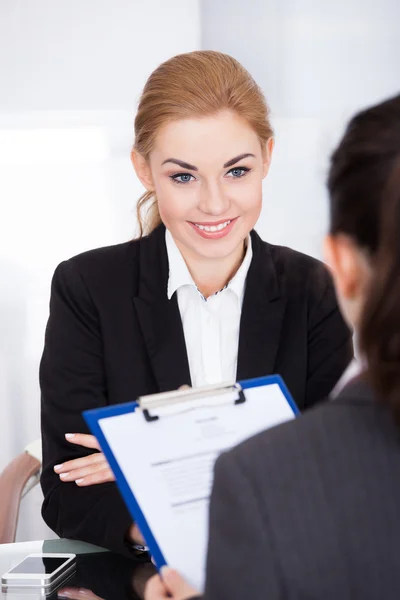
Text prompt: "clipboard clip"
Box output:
[[139, 382, 246, 423]]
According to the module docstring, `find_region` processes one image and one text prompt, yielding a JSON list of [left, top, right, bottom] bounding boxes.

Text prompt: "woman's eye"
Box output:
[[170, 173, 194, 184], [226, 167, 250, 178]]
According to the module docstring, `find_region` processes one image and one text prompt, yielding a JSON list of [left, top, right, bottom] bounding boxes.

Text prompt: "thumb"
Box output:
[[160, 567, 196, 599]]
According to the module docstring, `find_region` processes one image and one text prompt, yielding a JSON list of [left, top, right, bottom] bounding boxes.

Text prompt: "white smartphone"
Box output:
[[1, 553, 76, 591]]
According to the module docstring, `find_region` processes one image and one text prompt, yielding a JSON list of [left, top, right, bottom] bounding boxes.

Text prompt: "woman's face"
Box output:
[[134, 110, 273, 262]]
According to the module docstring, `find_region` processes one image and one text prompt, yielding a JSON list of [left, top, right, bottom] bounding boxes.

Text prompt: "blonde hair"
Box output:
[[133, 50, 273, 237]]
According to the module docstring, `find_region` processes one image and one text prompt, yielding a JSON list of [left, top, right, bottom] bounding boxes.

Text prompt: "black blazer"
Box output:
[[205, 378, 400, 600], [40, 225, 352, 556]]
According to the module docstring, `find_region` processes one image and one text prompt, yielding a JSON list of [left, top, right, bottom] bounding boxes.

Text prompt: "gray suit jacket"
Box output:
[[203, 379, 400, 600]]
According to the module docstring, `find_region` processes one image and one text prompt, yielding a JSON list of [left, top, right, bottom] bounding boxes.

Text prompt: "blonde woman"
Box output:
[[40, 51, 352, 556]]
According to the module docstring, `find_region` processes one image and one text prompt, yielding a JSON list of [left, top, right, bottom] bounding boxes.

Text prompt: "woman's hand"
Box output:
[[54, 433, 115, 486], [56, 386, 192, 487], [145, 568, 199, 600], [127, 522, 146, 547], [58, 587, 104, 599], [131, 563, 158, 598]]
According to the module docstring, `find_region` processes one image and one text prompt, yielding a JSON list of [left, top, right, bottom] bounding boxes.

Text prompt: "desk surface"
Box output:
[[0, 539, 155, 600]]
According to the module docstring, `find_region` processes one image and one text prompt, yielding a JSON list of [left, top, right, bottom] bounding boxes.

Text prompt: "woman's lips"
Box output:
[[188, 217, 238, 239]]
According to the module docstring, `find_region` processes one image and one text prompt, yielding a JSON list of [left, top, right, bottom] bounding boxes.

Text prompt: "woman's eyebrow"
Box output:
[[161, 158, 198, 170], [161, 152, 256, 171], [223, 153, 255, 168]]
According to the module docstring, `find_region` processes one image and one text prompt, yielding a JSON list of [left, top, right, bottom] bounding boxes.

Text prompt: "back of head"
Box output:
[[328, 94, 400, 421], [133, 50, 273, 235]]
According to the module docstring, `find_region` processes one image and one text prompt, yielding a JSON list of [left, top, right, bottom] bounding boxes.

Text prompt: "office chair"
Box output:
[[0, 439, 42, 544]]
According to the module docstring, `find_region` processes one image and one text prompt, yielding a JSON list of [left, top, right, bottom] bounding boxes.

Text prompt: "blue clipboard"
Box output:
[[83, 374, 298, 569]]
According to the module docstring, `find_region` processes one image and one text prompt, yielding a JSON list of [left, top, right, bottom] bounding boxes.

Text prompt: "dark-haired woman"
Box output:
[[146, 94, 400, 600]]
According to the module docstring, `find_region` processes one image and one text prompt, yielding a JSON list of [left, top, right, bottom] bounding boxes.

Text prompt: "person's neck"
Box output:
[[176, 239, 246, 299]]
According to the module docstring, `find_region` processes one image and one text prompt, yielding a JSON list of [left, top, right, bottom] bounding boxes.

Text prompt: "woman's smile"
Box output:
[[188, 217, 238, 240]]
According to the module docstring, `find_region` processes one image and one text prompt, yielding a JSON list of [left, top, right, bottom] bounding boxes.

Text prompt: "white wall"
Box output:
[[201, 0, 400, 258], [0, 0, 201, 542]]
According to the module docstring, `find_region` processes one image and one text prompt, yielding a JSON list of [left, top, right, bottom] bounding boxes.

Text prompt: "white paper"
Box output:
[[97, 383, 295, 591]]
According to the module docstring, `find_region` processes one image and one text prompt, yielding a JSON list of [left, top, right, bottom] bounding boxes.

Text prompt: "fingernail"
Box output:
[[54, 464, 63, 471], [57, 592, 74, 598], [59, 472, 70, 479], [75, 478, 84, 484], [65, 433, 75, 439]]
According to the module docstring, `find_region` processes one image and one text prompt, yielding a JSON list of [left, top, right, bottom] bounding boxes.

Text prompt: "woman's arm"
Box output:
[[40, 259, 135, 556]]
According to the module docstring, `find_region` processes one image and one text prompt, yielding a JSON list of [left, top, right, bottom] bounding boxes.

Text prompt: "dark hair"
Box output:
[[328, 94, 400, 422]]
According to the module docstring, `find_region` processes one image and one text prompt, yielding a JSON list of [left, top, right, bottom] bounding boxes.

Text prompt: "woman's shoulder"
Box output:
[[220, 380, 383, 492], [52, 237, 146, 298], [67, 238, 140, 271], [64, 225, 165, 278], [252, 231, 333, 299], [259, 235, 324, 274]]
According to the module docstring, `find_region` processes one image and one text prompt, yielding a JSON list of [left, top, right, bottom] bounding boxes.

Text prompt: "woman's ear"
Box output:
[[324, 234, 368, 301], [262, 137, 274, 179], [131, 150, 154, 191]]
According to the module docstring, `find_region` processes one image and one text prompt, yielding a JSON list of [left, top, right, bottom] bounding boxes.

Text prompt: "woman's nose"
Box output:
[[198, 181, 230, 216]]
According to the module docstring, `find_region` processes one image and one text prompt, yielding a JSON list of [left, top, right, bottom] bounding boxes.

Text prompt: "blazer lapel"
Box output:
[[237, 231, 286, 381], [133, 226, 191, 392]]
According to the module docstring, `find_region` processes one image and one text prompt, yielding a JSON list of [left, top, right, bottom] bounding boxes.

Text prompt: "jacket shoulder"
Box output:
[[53, 238, 143, 295], [69, 238, 140, 272], [230, 400, 345, 466], [228, 384, 391, 483], [265, 240, 328, 283], [254, 234, 334, 307]]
